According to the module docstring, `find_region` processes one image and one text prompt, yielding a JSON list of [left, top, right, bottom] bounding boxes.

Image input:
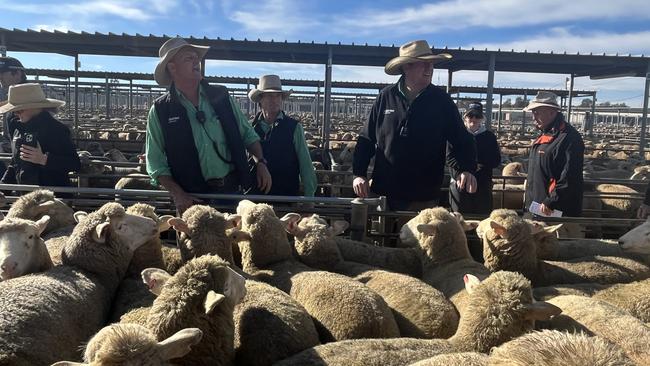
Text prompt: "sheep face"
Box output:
[[0, 216, 50, 280], [618, 220, 650, 254], [109, 213, 159, 252], [52, 324, 203, 366]]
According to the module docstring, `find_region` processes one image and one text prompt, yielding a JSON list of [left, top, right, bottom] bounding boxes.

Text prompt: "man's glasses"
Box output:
[[196, 110, 206, 124]]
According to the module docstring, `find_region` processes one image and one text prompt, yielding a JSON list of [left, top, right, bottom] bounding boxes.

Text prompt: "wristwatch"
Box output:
[[257, 157, 268, 165]]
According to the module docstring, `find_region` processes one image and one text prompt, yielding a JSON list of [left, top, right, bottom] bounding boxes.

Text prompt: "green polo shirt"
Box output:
[[146, 84, 259, 186], [256, 112, 317, 196]]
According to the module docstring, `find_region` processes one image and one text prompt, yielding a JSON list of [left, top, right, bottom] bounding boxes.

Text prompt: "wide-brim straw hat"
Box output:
[[523, 91, 562, 111], [248, 74, 292, 103], [385, 40, 452, 75], [0, 83, 65, 114], [154, 37, 210, 87]]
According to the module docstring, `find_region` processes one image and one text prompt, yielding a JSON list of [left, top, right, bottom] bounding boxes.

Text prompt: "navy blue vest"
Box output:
[[251, 112, 300, 196], [154, 81, 251, 193]]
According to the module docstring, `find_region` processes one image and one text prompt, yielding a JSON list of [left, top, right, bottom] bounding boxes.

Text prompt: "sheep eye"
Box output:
[[28, 235, 34, 239]]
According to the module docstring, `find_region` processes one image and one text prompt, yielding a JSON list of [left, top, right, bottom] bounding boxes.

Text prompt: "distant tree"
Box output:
[[598, 101, 611, 107], [513, 97, 528, 108], [502, 98, 512, 107], [580, 99, 593, 107]]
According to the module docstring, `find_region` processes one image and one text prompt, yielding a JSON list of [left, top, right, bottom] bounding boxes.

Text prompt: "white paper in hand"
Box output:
[[529, 201, 563, 217]]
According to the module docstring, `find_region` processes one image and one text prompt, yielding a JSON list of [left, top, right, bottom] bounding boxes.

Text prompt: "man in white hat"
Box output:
[[145, 37, 272, 213], [248, 74, 316, 196], [0, 83, 80, 189], [352, 40, 477, 211], [524, 91, 584, 217]]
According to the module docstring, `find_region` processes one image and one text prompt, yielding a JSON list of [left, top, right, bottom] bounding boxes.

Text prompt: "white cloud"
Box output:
[[335, 0, 650, 37], [226, 0, 321, 40]]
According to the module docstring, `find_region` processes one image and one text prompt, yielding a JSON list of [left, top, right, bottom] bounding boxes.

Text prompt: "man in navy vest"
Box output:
[[248, 75, 317, 197], [145, 37, 272, 213]]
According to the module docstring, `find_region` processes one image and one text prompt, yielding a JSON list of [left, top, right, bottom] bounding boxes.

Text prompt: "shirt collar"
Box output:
[[397, 76, 430, 103], [260, 111, 284, 124]]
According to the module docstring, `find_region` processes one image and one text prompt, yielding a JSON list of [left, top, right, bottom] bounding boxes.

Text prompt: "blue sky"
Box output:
[[1, 0, 650, 106]]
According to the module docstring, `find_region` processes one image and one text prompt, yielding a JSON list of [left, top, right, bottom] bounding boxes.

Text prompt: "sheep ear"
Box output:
[[34, 200, 57, 214], [157, 215, 175, 233], [225, 214, 242, 230], [544, 224, 564, 234], [204, 290, 226, 315], [523, 301, 562, 321], [229, 229, 251, 243], [489, 221, 508, 239], [34, 215, 50, 235], [329, 220, 349, 236], [416, 224, 437, 236], [461, 220, 480, 232], [463, 274, 481, 294], [73, 211, 88, 223], [0, 211, 4, 220], [168, 217, 191, 236], [280, 213, 302, 233], [141, 268, 171, 296], [51, 362, 88, 366], [157, 328, 203, 361], [92, 222, 111, 243]]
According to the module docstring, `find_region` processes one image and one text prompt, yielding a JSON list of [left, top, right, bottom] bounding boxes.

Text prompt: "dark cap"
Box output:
[[0, 57, 25, 73], [464, 101, 483, 117]]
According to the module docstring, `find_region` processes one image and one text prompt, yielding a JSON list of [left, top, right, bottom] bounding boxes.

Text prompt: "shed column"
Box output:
[[485, 53, 496, 130], [567, 74, 575, 124], [74, 55, 79, 138], [322, 47, 333, 167], [639, 63, 650, 156]]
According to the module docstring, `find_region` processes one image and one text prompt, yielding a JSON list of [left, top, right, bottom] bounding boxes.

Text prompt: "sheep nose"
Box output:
[[0, 261, 17, 277], [618, 240, 624, 246]]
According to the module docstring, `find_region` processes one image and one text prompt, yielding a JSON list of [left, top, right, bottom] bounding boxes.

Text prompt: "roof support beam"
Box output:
[[485, 53, 496, 130]]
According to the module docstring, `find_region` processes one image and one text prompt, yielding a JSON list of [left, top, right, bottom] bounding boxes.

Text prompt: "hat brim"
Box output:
[[248, 89, 292, 103], [154, 44, 210, 87], [0, 99, 65, 114], [385, 53, 452, 75], [523, 101, 561, 112]]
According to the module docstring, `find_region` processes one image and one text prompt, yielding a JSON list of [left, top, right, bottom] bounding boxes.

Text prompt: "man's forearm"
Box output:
[[157, 175, 185, 195], [246, 141, 265, 162]]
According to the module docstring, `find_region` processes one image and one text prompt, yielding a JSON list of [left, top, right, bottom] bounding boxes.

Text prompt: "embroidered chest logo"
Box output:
[[384, 109, 395, 115], [168, 116, 180, 124]]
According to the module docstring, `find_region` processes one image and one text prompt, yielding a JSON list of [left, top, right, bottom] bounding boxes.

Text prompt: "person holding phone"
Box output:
[[0, 83, 80, 187]]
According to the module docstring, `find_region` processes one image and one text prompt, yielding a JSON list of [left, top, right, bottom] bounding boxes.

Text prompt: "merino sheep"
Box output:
[[288, 214, 459, 338], [401, 208, 490, 315], [145, 255, 247, 366], [114, 173, 159, 190], [527, 220, 624, 260], [154, 204, 322, 366], [480, 209, 650, 286], [408, 352, 488, 366], [109, 203, 173, 322], [334, 236, 422, 277], [595, 184, 640, 219], [0, 202, 158, 365], [236, 200, 400, 342], [275, 271, 561, 366], [488, 329, 635, 366], [618, 218, 650, 257], [546, 295, 650, 365], [6, 189, 75, 235], [0, 216, 52, 281], [51, 324, 203, 366]]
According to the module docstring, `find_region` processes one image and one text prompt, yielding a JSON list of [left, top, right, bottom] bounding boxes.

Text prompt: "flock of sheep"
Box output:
[[0, 188, 650, 365]]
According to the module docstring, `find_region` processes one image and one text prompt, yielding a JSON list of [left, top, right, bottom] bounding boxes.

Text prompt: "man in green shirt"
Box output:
[[248, 75, 317, 196], [146, 37, 271, 213]]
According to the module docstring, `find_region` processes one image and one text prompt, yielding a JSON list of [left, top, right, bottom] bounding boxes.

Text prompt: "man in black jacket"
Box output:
[[352, 40, 477, 211], [524, 91, 584, 217]]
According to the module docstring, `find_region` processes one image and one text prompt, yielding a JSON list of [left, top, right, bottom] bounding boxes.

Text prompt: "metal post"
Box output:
[[589, 93, 596, 137], [315, 83, 321, 127], [485, 53, 496, 130], [521, 92, 527, 136], [322, 48, 333, 167], [447, 69, 453, 94], [639, 64, 650, 156], [105, 76, 110, 119], [129, 79, 133, 116], [246, 79, 252, 117], [74, 55, 79, 138], [376, 195, 388, 246], [617, 109, 621, 134], [350, 198, 368, 241], [497, 94, 503, 135], [567, 74, 575, 124]]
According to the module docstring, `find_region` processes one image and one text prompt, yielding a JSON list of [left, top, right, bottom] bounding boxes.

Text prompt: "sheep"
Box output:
[[408, 352, 488, 366], [288, 214, 459, 338], [0, 202, 158, 365], [51, 324, 203, 366], [108, 203, 173, 322], [160, 204, 322, 366], [595, 183, 640, 219], [480, 209, 650, 286], [236, 199, 400, 342], [618, 218, 650, 257], [275, 271, 561, 366], [0, 216, 52, 281], [114, 173, 159, 190], [6, 189, 75, 235], [545, 295, 650, 365], [400, 208, 491, 315], [334, 236, 422, 277], [526, 220, 625, 260], [144, 255, 247, 366], [500, 162, 527, 184], [488, 329, 635, 366]]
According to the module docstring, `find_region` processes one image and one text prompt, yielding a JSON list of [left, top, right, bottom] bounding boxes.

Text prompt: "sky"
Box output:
[[1, 0, 649, 106]]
